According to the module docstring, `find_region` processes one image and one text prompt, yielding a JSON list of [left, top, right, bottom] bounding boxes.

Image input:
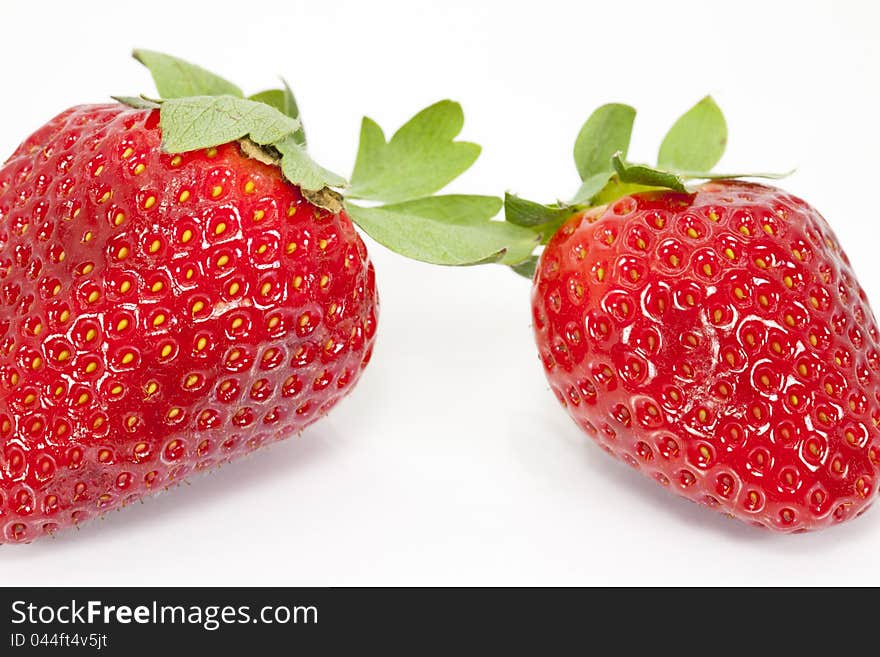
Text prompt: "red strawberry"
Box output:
[[0, 51, 520, 543], [510, 98, 880, 531]]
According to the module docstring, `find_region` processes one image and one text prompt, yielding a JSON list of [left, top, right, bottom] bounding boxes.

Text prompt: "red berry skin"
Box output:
[[0, 105, 378, 543], [533, 181, 880, 531]]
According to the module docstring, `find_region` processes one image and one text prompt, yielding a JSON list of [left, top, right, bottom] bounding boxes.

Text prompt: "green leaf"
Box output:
[[112, 96, 161, 110], [385, 194, 502, 225], [276, 137, 346, 192], [573, 103, 636, 181], [658, 96, 727, 172], [249, 79, 306, 147], [346, 196, 538, 266], [159, 96, 301, 152], [348, 100, 481, 204], [612, 153, 688, 193], [159, 96, 344, 193], [504, 193, 572, 228], [570, 171, 617, 205], [133, 49, 243, 99], [510, 256, 538, 280]]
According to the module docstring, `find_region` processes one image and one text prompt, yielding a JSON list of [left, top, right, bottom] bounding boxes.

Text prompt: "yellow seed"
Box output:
[[181, 229, 193, 243], [319, 239, 328, 250], [231, 317, 243, 330], [669, 255, 680, 267], [319, 275, 330, 288], [113, 212, 125, 226], [85, 361, 97, 373], [790, 394, 799, 406], [77, 393, 89, 405], [214, 222, 226, 235], [596, 267, 605, 282], [117, 246, 129, 260], [145, 382, 158, 395], [92, 417, 104, 429], [117, 318, 129, 331], [229, 282, 241, 296], [57, 349, 70, 362], [168, 408, 181, 420], [758, 294, 769, 307], [52, 284, 61, 296], [206, 148, 217, 158], [687, 227, 699, 239], [292, 276, 303, 289], [708, 211, 719, 222], [144, 196, 156, 209], [133, 163, 146, 175], [785, 314, 795, 327], [244, 180, 255, 194], [192, 300, 205, 315], [702, 264, 712, 276], [253, 209, 265, 222], [153, 314, 166, 327], [179, 190, 191, 203], [31, 357, 42, 369], [784, 276, 793, 288], [195, 337, 207, 352], [24, 393, 35, 404], [299, 314, 310, 327], [149, 239, 161, 253], [185, 374, 199, 388], [287, 206, 297, 217], [268, 315, 281, 329], [699, 445, 711, 461], [763, 224, 774, 235], [286, 242, 297, 254], [211, 186, 223, 198], [734, 287, 745, 299], [257, 244, 268, 255], [151, 281, 163, 293], [98, 191, 111, 204], [170, 155, 182, 167], [792, 249, 803, 261], [122, 147, 134, 159], [228, 349, 241, 362], [698, 408, 708, 423], [809, 334, 818, 346], [739, 226, 751, 236], [185, 268, 194, 280], [87, 290, 99, 304], [121, 352, 134, 365], [810, 296, 820, 309], [724, 248, 735, 259], [629, 269, 639, 282], [217, 255, 230, 267], [754, 258, 767, 269]]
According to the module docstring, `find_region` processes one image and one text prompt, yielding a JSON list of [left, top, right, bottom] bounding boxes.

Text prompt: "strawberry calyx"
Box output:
[[504, 96, 790, 278], [117, 50, 540, 267]]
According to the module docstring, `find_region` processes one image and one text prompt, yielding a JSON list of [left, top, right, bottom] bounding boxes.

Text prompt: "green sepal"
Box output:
[[249, 79, 306, 147], [112, 96, 161, 110], [504, 192, 573, 228], [573, 103, 636, 181], [658, 95, 727, 172], [132, 49, 243, 98], [611, 153, 689, 193], [348, 101, 481, 204], [346, 195, 539, 266], [510, 256, 538, 280]]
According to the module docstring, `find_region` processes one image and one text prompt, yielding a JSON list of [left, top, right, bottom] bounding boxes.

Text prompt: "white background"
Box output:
[[1, 0, 879, 585]]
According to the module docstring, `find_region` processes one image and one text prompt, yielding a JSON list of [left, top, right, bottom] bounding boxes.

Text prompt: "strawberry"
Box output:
[[508, 98, 880, 531], [0, 51, 533, 543]]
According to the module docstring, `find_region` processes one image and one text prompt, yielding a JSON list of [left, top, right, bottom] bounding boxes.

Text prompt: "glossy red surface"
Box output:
[[533, 181, 880, 531], [0, 105, 378, 542]]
